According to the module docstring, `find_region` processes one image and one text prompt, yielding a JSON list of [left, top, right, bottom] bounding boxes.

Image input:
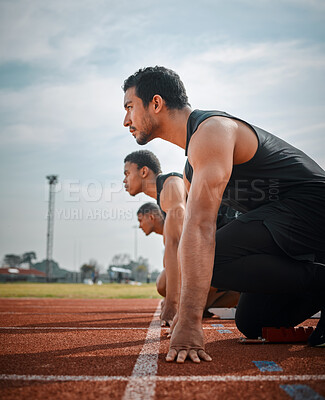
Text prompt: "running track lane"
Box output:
[[0, 298, 324, 399]]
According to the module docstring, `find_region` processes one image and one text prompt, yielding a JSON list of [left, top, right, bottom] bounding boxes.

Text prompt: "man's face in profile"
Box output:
[[137, 212, 155, 235], [123, 87, 157, 145]]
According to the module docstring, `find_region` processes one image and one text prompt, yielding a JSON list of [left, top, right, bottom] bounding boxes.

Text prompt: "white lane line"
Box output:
[[0, 327, 156, 330], [122, 303, 161, 400], [0, 312, 152, 315], [0, 326, 237, 330], [1, 374, 324, 382], [0, 306, 157, 310]]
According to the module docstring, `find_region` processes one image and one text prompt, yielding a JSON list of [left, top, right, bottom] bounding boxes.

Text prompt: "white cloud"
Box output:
[[285, 0, 325, 12], [1, 124, 66, 145], [0, 0, 151, 67], [179, 40, 325, 104], [234, 0, 325, 12], [0, 75, 124, 146]]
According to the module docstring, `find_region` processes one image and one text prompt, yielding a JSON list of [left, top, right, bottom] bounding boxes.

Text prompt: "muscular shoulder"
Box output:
[[188, 116, 257, 167], [188, 116, 236, 172], [160, 176, 186, 213]]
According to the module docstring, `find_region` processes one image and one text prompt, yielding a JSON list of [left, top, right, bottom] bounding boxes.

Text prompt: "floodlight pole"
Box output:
[[46, 175, 58, 282]]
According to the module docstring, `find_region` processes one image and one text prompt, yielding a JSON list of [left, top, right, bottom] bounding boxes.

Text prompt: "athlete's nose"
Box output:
[[124, 113, 131, 127]]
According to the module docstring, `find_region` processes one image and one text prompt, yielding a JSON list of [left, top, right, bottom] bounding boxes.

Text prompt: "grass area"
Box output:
[[0, 282, 161, 299]]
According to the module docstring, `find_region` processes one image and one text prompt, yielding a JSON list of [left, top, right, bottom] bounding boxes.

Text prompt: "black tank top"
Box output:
[[156, 172, 183, 218], [185, 109, 325, 260]]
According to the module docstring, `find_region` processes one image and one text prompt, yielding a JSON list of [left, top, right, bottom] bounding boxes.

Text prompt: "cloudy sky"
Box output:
[[0, 0, 324, 273]]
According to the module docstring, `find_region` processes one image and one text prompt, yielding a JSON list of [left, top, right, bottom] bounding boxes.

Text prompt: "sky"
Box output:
[[0, 0, 324, 273]]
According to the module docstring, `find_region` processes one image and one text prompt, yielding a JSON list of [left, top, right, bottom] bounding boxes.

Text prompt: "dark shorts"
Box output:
[[237, 198, 325, 262], [211, 219, 325, 293]]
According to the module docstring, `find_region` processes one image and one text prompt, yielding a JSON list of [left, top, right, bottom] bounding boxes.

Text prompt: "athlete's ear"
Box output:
[[152, 95, 163, 113], [141, 166, 149, 178]]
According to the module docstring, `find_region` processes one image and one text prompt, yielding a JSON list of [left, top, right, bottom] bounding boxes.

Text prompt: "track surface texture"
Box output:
[[0, 298, 324, 399]]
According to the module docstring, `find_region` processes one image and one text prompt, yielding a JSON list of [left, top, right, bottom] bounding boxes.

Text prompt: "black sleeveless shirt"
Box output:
[[156, 172, 183, 219], [185, 109, 325, 261]]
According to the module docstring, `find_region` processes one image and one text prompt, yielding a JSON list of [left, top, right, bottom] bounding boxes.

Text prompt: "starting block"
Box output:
[[207, 307, 236, 319], [239, 326, 314, 344]]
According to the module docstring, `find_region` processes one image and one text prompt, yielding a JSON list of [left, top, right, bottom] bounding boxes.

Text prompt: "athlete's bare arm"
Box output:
[[166, 117, 257, 363], [160, 176, 186, 326]]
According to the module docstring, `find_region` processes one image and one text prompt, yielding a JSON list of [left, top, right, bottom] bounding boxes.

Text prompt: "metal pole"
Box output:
[[46, 175, 58, 282]]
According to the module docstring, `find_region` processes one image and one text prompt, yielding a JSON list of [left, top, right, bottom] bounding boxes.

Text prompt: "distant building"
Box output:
[[108, 266, 132, 283], [0, 267, 46, 282], [33, 259, 81, 283], [107, 258, 150, 283]]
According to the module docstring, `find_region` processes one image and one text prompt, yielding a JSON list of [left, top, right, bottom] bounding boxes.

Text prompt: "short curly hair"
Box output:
[[123, 66, 190, 110], [124, 150, 162, 175], [137, 202, 164, 219]]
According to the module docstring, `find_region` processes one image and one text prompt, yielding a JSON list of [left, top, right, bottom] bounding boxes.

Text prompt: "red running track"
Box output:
[[0, 298, 324, 399]]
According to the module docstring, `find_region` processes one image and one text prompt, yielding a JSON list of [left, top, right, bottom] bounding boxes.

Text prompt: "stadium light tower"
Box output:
[[46, 175, 58, 282]]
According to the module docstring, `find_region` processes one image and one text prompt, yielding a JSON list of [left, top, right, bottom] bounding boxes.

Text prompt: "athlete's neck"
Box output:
[[142, 172, 158, 199], [156, 106, 192, 149], [154, 218, 164, 235]]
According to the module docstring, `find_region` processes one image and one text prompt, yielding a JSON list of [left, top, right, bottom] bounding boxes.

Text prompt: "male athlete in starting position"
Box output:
[[137, 202, 240, 317], [123, 150, 185, 326], [122, 66, 325, 363]]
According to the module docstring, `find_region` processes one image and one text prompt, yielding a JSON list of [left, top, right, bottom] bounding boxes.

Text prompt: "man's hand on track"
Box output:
[[165, 319, 212, 363]]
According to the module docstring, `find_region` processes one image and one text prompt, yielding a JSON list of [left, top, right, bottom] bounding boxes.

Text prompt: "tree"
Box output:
[[80, 259, 98, 281], [151, 269, 162, 282], [22, 252, 37, 268], [3, 254, 22, 268], [111, 253, 131, 267], [135, 264, 147, 282], [108, 254, 150, 282], [133, 257, 149, 282]]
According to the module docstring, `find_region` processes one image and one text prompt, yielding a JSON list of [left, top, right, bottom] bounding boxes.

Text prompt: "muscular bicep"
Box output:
[[160, 178, 186, 243], [186, 120, 235, 225], [186, 165, 228, 229]]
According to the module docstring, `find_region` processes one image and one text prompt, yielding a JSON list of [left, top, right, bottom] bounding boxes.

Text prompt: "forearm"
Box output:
[[178, 219, 216, 323], [164, 242, 181, 304]]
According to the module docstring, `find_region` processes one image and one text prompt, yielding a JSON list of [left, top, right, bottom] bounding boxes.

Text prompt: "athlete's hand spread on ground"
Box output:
[[167, 312, 179, 337], [160, 300, 177, 327], [160, 299, 165, 313], [166, 320, 212, 363]]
